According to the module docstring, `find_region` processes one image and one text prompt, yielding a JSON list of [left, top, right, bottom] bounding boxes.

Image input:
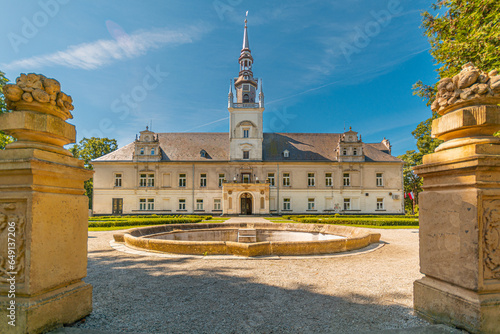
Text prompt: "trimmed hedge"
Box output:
[[89, 215, 212, 222], [282, 215, 417, 221], [88, 218, 203, 228], [296, 217, 418, 226]]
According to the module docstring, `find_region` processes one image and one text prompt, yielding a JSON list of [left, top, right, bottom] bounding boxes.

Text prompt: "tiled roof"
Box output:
[[93, 133, 401, 163]]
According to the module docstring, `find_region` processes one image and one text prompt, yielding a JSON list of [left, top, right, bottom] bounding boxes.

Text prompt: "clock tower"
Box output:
[[228, 15, 264, 161]]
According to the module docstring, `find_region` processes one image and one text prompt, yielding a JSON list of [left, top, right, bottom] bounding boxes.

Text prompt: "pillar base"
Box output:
[[414, 276, 500, 334], [0, 281, 92, 334]]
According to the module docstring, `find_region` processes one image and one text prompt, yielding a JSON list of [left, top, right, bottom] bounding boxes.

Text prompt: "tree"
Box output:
[[398, 150, 423, 215], [413, 0, 500, 154], [70, 137, 118, 209], [0, 70, 14, 149]]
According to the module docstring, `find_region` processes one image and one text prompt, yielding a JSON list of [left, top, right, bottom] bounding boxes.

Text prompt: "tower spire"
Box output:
[[242, 11, 249, 50]]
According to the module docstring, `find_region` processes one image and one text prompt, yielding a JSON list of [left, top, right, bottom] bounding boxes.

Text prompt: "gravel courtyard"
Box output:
[[70, 225, 459, 333]]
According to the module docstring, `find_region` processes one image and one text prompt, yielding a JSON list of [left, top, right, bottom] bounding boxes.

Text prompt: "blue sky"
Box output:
[[1, 0, 438, 156]]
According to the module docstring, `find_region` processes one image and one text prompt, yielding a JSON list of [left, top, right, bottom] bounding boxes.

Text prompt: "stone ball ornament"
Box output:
[[431, 62, 500, 115], [3, 73, 74, 120]]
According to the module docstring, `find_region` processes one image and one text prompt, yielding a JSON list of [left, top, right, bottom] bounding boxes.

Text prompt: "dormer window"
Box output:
[[140, 148, 144, 155], [283, 150, 290, 158], [200, 149, 207, 158]]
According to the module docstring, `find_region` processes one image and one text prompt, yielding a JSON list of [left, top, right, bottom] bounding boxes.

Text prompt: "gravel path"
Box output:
[[70, 226, 457, 333]]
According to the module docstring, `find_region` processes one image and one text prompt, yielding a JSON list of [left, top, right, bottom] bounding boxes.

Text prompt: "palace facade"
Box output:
[[92, 19, 404, 216]]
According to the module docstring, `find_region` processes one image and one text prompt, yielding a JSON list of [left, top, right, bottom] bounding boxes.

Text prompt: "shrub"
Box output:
[[89, 215, 212, 222], [296, 217, 418, 226], [88, 218, 203, 227]]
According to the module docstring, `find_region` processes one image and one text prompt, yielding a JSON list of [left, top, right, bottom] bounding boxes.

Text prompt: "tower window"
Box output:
[[243, 94, 250, 103], [243, 84, 250, 91], [140, 148, 144, 155], [151, 148, 155, 155]]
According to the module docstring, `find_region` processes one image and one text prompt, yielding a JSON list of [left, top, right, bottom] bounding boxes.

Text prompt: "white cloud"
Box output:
[[2, 25, 207, 70]]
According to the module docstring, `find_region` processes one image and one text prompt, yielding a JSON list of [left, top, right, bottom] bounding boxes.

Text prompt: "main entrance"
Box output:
[[240, 193, 252, 215], [112, 198, 123, 215]]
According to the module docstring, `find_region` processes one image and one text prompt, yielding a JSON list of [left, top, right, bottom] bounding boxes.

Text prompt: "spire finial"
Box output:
[[245, 11, 248, 25]]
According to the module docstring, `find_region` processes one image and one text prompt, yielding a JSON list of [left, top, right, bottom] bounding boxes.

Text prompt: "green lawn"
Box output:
[[89, 225, 159, 231], [264, 216, 418, 229]]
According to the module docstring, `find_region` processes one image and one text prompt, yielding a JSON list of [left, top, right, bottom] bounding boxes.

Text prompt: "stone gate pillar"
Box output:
[[0, 74, 93, 333], [413, 63, 500, 333]]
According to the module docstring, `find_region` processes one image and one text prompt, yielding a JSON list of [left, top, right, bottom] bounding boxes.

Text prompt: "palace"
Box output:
[[92, 18, 404, 216]]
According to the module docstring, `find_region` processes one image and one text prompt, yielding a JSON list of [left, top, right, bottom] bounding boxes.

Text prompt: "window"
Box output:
[[140, 148, 144, 155], [139, 174, 147, 187], [283, 150, 290, 158], [138, 198, 154, 211], [147, 174, 154, 187], [242, 173, 250, 183], [114, 173, 122, 187], [343, 173, 350, 186], [214, 199, 221, 210], [325, 173, 333, 187], [243, 129, 249, 138], [283, 173, 290, 186], [151, 148, 155, 155], [308, 198, 315, 210], [343, 149, 347, 155], [147, 198, 154, 210], [308, 173, 315, 187], [377, 198, 384, 210], [344, 198, 351, 211], [376, 173, 384, 187], [139, 198, 146, 210], [353, 148, 357, 156], [267, 173, 275, 187], [200, 150, 206, 158], [200, 173, 207, 187], [243, 151, 249, 159], [179, 174, 186, 187], [196, 199, 204, 211], [243, 94, 250, 103], [260, 197, 265, 209], [243, 84, 250, 91], [218, 174, 225, 187], [283, 198, 291, 211], [178, 199, 186, 210]]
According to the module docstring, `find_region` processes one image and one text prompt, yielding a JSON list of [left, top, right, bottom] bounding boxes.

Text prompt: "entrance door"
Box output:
[[240, 193, 252, 215], [112, 198, 123, 215]]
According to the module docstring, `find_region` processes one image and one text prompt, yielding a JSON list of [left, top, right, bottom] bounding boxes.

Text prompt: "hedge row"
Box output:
[[282, 215, 417, 221], [88, 218, 204, 227], [89, 215, 212, 222], [296, 218, 418, 226]]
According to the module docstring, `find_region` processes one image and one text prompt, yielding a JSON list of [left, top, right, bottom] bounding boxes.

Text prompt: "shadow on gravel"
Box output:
[[75, 252, 428, 334]]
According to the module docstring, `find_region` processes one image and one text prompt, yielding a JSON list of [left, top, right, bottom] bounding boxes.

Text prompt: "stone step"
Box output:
[[238, 229, 257, 243]]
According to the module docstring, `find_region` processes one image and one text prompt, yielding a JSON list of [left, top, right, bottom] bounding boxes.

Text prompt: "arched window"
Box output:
[[243, 94, 250, 103], [151, 148, 155, 155]]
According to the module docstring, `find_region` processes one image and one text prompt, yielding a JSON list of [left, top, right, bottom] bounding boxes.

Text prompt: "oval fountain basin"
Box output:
[[150, 229, 346, 242], [116, 222, 381, 257]]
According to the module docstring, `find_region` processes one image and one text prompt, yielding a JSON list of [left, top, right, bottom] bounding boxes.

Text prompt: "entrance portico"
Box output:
[[222, 182, 269, 215]]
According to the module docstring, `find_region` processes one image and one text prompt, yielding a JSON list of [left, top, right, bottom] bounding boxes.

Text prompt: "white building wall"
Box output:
[[93, 161, 404, 215]]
